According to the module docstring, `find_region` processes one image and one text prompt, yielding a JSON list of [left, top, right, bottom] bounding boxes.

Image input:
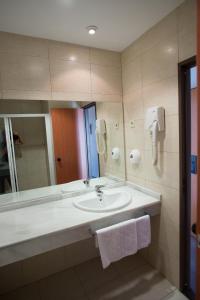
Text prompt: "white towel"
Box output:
[[96, 219, 138, 268], [136, 215, 151, 250]]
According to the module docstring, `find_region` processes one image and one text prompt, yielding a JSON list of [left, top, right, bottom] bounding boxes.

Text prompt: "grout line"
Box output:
[[160, 288, 178, 300]]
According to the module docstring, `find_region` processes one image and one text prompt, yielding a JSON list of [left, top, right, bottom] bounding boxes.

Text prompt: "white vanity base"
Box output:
[[0, 184, 161, 267]]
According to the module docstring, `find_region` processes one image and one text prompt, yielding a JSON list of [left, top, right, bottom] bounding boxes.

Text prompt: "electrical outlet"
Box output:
[[129, 120, 135, 128]]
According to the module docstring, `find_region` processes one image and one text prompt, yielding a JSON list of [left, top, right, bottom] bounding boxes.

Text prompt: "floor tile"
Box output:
[[39, 267, 87, 300], [162, 290, 189, 300], [0, 282, 40, 300], [75, 257, 118, 293], [88, 265, 175, 300], [113, 254, 147, 276], [0, 258, 182, 300]]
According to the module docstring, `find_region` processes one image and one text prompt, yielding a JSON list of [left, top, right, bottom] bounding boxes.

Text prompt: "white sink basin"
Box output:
[[73, 190, 131, 212]]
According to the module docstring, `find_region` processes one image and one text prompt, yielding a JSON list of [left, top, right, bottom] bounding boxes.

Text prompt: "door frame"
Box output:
[[179, 56, 196, 298], [83, 102, 100, 178], [196, 1, 200, 299]]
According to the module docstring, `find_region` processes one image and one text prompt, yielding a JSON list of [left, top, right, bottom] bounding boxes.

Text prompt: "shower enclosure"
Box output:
[[0, 114, 55, 194]]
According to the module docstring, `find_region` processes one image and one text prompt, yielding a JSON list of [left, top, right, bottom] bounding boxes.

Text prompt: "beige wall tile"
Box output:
[[144, 115, 179, 153], [0, 31, 48, 58], [122, 57, 142, 95], [21, 248, 65, 285], [0, 32, 123, 102], [39, 268, 86, 300], [144, 181, 180, 231], [2, 90, 51, 100], [0, 262, 23, 294], [97, 102, 124, 123], [126, 174, 146, 186], [144, 151, 179, 189], [125, 119, 144, 150], [0, 31, 123, 102], [141, 35, 178, 87], [0, 99, 45, 114], [91, 64, 122, 95], [144, 183, 180, 287], [177, 0, 196, 38], [75, 257, 118, 293], [96, 102, 125, 179], [91, 93, 122, 103], [49, 41, 90, 63], [121, 38, 143, 65], [51, 91, 92, 102], [63, 238, 99, 269], [123, 92, 143, 120], [142, 76, 178, 116], [0, 53, 51, 92], [146, 230, 180, 288], [90, 48, 121, 67], [177, 0, 196, 62], [178, 29, 196, 62], [127, 150, 179, 190], [139, 10, 178, 54], [50, 59, 90, 93]]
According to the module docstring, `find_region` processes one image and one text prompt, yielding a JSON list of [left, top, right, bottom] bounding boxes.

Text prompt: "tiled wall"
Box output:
[[0, 238, 99, 295], [0, 32, 122, 102], [96, 102, 125, 179], [122, 0, 196, 287]]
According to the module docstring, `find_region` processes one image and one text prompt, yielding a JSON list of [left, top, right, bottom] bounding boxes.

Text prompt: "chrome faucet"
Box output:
[[83, 178, 90, 187], [95, 185, 104, 201]]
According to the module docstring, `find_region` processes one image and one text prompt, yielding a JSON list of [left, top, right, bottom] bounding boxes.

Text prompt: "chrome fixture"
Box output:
[[95, 185, 104, 201]]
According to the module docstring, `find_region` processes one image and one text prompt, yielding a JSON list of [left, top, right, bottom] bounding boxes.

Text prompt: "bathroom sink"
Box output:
[[73, 190, 131, 212]]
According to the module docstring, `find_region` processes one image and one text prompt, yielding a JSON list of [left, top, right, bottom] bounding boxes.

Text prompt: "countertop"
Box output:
[[0, 185, 160, 249]]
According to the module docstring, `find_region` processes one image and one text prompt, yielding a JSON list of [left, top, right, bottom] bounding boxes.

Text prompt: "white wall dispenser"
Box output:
[[145, 106, 165, 165], [129, 149, 141, 165], [111, 147, 120, 160]]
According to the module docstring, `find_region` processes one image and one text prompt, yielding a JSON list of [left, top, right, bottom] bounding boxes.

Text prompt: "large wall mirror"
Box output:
[[0, 100, 126, 196]]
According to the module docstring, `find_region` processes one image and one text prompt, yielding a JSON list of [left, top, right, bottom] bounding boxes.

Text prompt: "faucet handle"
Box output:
[[95, 185, 105, 192], [83, 179, 90, 186]]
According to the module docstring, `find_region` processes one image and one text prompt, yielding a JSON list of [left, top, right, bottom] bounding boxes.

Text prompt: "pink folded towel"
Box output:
[[136, 215, 151, 250], [96, 219, 138, 268], [96, 215, 151, 268]]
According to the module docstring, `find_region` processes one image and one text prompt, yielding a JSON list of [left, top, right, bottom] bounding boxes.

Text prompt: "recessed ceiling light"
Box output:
[[87, 25, 98, 35]]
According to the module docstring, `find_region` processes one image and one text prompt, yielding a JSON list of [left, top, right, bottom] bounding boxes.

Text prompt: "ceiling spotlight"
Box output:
[[87, 25, 98, 35]]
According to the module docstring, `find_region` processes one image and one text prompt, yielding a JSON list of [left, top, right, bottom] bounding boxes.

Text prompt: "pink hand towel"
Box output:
[[136, 215, 151, 250], [96, 219, 138, 268]]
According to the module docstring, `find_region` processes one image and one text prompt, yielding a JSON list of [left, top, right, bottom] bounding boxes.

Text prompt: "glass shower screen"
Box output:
[[0, 114, 55, 194]]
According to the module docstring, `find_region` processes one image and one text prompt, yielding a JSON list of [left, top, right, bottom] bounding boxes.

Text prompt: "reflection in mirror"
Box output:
[[0, 119, 11, 194], [0, 99, 125, 196]]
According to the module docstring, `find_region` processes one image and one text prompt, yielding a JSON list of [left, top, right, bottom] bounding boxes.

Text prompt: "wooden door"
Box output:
[[196, 0, 200, 298], [51, 108, 79, 184]]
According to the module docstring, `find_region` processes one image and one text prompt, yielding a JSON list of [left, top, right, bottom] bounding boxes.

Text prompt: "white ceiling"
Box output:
[[0, 0, 184, 52]]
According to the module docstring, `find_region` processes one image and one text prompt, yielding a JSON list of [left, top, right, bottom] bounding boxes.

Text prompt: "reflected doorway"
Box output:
[[84, 103, 100, 179]]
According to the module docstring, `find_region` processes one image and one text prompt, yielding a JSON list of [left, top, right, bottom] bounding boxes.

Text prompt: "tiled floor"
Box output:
[[0, 255, 188, 300]]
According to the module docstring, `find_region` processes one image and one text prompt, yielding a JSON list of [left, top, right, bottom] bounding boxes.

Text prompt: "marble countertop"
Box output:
[[0, 176, 119, 209], [0, 185, 161, 250]]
